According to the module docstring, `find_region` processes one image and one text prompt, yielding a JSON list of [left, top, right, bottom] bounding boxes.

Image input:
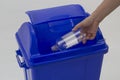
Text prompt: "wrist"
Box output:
[[90, 13, 101, 23]]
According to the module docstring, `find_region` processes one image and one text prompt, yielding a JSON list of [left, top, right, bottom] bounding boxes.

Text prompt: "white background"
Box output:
[[0, 0, 120, 80]]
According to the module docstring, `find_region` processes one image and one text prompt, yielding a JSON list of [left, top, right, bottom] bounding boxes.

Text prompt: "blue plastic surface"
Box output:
[[15, 4, 108, 80]]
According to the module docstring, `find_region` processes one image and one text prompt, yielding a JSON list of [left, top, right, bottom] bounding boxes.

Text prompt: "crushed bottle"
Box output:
[[51, 30, 86, 51]]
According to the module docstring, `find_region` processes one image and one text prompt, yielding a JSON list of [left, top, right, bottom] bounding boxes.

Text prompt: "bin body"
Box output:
[[24, 54, 104, 80], [15, 4, 108, 80]]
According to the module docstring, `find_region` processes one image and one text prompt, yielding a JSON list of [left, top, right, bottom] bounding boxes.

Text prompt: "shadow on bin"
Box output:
[[15, 4, 108, 80]]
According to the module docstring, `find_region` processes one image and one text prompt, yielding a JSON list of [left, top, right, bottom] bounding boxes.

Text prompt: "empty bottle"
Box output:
[[51, 30, 86, 51]]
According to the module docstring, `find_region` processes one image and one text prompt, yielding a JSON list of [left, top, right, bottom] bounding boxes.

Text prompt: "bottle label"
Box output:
[[62, 32, 79, 48]]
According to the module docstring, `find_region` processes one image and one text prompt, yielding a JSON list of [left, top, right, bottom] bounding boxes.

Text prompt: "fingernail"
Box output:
[[90, 37, 95, 40], [72, 28, 76, 31], [82, 40, 86, 44]]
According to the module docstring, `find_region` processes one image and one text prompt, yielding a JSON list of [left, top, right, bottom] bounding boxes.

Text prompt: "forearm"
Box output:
[[91, 0, 120, 23]]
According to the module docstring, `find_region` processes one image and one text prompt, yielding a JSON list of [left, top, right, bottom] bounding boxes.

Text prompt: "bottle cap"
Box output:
[[51, 45, 59, 51]]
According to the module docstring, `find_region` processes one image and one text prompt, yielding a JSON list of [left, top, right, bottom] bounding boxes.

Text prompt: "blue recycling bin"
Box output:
[[15, 4, 108, 80]]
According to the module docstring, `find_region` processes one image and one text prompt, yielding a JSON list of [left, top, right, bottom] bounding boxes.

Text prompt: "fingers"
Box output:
[[72, 22, 84, 31], [82, 37, 87, 44], [82, 33, 96, 44], [89, 33, 96, 40], [86, 33, 96, 40], [86, 33, 91, 40]]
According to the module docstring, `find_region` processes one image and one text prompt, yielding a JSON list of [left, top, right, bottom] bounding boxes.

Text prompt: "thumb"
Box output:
[[72, 22, 84, 31]]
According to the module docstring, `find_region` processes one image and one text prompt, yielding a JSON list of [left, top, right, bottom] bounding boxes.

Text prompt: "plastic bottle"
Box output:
[[51, 30, 86, 51]]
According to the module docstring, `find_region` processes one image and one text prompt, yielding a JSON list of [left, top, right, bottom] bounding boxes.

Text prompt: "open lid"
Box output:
[[26, 4, 87, 25]]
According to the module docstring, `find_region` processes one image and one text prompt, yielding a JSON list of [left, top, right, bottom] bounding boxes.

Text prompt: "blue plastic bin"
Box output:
[[15, 4, 108, 80]]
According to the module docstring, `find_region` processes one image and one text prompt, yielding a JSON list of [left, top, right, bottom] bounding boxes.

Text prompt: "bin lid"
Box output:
[[26, 4, 87, 25]]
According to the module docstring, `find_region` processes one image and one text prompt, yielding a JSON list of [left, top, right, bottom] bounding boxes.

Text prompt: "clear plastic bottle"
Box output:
[[51, 30, 86, 51]]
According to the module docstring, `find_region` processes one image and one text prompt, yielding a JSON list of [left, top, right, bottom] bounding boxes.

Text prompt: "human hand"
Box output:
[[72, 16, 99, 44]]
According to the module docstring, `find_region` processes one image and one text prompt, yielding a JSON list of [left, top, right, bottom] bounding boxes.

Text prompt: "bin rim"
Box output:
[[16, 40, 108, 68]]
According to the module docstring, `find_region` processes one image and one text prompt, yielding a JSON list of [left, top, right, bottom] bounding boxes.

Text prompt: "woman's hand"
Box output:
[[72, 16, 99, 44]]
